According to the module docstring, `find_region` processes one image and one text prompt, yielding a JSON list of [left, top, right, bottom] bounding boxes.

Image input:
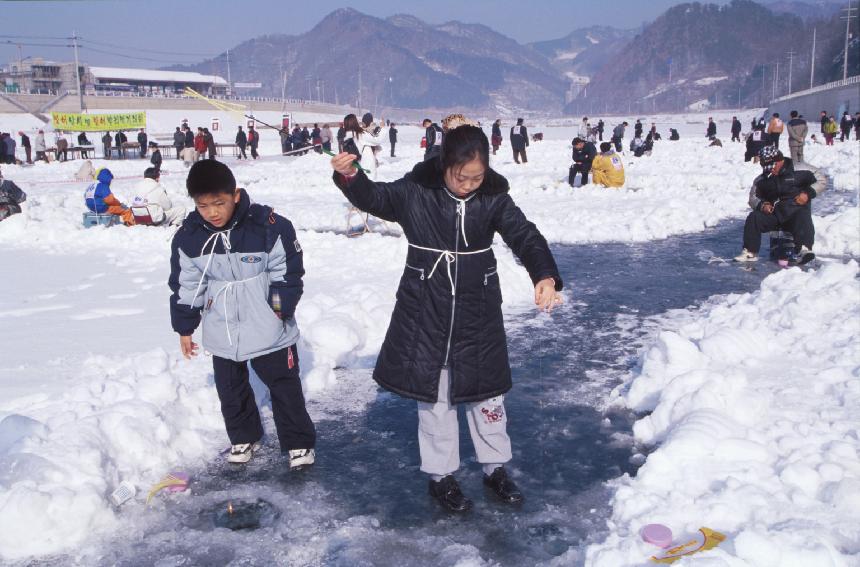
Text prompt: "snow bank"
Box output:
[[805, 142, 860, 257], [586, 261, 860, 566]]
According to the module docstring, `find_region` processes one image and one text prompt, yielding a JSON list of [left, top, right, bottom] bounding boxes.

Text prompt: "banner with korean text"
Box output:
[[51, 111, 147, 132]]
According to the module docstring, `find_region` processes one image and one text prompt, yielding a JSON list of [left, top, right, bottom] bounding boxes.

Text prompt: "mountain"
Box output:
[[565, 0, 858, 115], [530, 27, 637, 101], [765, 0, 842, 20], [169, 8, 568, 113]]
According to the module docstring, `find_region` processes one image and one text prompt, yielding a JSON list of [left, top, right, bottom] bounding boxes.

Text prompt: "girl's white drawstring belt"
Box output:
[[408, 243, 491, 295]]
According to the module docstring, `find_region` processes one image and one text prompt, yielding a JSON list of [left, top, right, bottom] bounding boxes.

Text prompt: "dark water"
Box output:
[[57, 217, 790, 567]]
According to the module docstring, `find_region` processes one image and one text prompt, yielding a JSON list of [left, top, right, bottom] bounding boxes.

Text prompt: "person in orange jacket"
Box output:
[[84, 168, 134, 225]]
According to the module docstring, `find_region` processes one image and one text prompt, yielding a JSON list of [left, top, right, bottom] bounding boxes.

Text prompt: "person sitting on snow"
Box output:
[[734, 146, 823, 265], [74, 159, 96, 181], [569, 136, 596, 186], [84, 168, 134, 225], [132, 167, 186, 226], [669, 128, 680, 141], [591, 142, 625, 188], [0, 167, 26, 221]]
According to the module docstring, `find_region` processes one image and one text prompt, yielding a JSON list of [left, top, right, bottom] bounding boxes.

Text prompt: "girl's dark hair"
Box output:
[[440, 125, 489, 173], [343, 114, 363, 136]]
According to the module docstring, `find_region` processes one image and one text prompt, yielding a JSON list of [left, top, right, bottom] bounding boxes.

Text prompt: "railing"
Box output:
[[770, 75, 860, 104]]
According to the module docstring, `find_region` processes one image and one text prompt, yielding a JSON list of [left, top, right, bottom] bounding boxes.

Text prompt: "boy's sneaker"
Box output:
[[733, 249, 758, 262], [483, 467, 524, 504], [288, 448, 315, 470], [429, 475, 472, 512], [795, 246, 816, 265], [226, 441, 261, 464]]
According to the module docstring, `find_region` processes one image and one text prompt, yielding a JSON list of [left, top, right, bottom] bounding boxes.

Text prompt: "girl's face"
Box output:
[[444, 158, 485, 198]]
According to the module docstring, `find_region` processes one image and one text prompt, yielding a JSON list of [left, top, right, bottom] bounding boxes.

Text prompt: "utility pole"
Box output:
[[787, 50, 795, 94], [358, 64, 362, 114], [316, 77, 320, 102], [810, 28, 817, 89], [772, 61, 779, 100], [321, 80, 326, 103], [280, 64, 287, 111], [306, 75, 312, 101], [842, 1, 858, 80], [226, 49, 232, 92], [761, 65, 766, 106], [72, 31, 84, 112], [738, 84, 742, 109]]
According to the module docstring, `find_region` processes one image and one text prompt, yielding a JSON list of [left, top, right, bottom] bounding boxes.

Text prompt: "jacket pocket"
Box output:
[[392, 264, 426, 363], [238, 275, 286, 358]]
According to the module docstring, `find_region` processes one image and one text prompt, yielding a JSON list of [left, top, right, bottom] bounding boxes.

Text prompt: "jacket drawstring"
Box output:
[[191, 229, 232, 308]]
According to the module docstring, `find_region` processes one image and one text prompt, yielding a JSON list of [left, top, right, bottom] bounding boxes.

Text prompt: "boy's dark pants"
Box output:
[[569, 163, 590, 186], [213, 344, 315, 452]]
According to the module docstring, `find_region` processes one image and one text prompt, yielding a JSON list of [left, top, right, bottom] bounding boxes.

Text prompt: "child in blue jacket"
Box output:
[[168, 160, 315, 468]]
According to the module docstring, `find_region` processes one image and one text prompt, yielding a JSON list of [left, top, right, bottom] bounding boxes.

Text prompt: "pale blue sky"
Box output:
[[3, 0, 733, 68]]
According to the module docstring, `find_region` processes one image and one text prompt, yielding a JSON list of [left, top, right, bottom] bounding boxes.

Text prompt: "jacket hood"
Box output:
[[405, 158, 509, 195], [96, 168, 113, 184]]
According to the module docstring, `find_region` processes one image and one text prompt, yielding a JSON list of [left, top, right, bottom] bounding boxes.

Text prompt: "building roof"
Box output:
[[88, 66, 228, 85]]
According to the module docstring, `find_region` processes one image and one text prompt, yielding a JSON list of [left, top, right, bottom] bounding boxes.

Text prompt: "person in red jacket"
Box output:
[[194, 128, 206, 161]]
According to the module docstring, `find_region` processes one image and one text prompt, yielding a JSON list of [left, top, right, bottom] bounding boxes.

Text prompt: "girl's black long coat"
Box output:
[[334, 159, 562, 403]]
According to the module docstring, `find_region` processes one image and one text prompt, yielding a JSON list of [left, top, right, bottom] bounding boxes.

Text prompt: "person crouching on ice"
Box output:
[[84, 168, 135, 225], [330, 119, 563, 512], [168, 160, 316, 469], [734, 146, 822, 265]]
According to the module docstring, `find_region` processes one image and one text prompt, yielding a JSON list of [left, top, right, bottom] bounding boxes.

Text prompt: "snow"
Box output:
[[0, 107, 857, 562], [694, 76, 729, 87], [584, 261, 860, 566], [88, 66, 228, 86]]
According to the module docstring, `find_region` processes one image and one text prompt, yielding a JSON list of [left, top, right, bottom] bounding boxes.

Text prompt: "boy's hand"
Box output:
[[535, 278, 562, 313], [795, 192, 809, 206], [331, 152, 358, 176], [180, 335, 198, 359]]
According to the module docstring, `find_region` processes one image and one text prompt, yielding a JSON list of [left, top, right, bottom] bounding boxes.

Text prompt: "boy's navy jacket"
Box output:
[[169, 190, 303, 361]]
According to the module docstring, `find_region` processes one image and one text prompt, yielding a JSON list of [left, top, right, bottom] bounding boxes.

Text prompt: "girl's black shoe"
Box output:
[[429, 475, 472, 512], [483, 467, 524, 504]]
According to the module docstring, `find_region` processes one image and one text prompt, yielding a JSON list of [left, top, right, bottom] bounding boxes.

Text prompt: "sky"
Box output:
[[2, 0, 735, 69]]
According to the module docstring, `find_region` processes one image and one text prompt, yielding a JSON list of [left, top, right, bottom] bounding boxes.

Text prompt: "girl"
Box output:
[[330, 118, 563, 512], [342, 113, 385, 180]]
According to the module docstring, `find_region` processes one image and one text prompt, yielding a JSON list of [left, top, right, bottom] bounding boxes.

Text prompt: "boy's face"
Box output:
[[193, 190, 240, 228]]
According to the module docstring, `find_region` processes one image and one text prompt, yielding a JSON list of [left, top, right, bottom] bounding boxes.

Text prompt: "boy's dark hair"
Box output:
[[186, 160, 236, 197], [773, 112, 780, 118], [790, 110, 798, 118], [516, 118, 524, 125], [572, 137, 584, 145], [600, 142, 612, 152], [440, 125, 489, 173], [144, 167, 160, 180], [422, 118, 431, 125]]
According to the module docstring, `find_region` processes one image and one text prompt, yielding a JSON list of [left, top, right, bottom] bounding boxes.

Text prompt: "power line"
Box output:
[[1, 39, 72, 49], [78, 45, 209, 65], [77, 37, 220, 58]]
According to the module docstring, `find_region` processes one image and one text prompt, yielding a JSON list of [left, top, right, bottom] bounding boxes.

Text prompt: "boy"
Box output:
[[168, 160, 315, 468]]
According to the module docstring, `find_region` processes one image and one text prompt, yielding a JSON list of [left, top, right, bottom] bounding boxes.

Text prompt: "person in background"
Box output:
[[611, 121, 627, 152], [132, 167, 186, 226], [597, 119, 605, 141], [819, 110, 828, 136], [734, 146, 820, 265], [510, 118, 529, 164], [767, 113, 784, 148], [204, 128, 216, 160], [745, 119, 768, 162], [634, 119, 643, 139], [569, 136, 596, 187], [591, 142, 625, 188], [84, 167, 134, 225], [731, 116, 742, 142], [2, 132, 16, 164], [19, 131, 32, 164], [669, 128, 680, 141], [336, 123, 346, 153], [388, 122, 398, 157], [173, 126, 185, 160], [236, 125, 248, 159], [77, 131, 92, 159], [311, 123, 322, 154], [491, 119, 502, 155], [75, 159, 95, 181], [137, 129, 148, 159], [183, 125, 194, 152], [115, 130, 128, 159], [279, 127, 290, 154], [706, 117, 717, 139], [194, 128, 206, 160], [839, 111, 854, 142], [578, 116, 590, 139], [320, 124, 333, 153], [823, 116, 838, 145], [55, 133, 69, 162], [149, 142, 162, 171], [423, 118, 443, 161], [786, 110, 808, 164], [248, 125, 259, 160], [101, 131, 112, 160], [342, 113, 384, 180], [0, 167, 26, 221]]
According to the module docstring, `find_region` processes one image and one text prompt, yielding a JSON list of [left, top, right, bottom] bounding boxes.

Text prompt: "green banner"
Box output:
[[51, 111, 147, 132]]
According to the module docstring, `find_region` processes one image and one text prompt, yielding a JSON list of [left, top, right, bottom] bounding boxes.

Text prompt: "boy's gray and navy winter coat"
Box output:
[[333, 159, 562, 404], [168, 190, 303, 362]]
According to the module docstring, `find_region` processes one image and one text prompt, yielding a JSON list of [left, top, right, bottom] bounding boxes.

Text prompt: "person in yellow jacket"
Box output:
[[591, 142, 625, 188], [823, 116, 839, 146]]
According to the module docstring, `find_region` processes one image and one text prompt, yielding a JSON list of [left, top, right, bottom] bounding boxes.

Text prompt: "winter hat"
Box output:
[[186, 160, 236, 197], [442, 113, 479, 132], [759, 146, 783, 172]]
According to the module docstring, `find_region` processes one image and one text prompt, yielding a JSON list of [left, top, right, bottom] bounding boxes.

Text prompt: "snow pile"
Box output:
[[805, 142, 860, 257], [814, 208, 860, 256], [586, 261, 860, 566]]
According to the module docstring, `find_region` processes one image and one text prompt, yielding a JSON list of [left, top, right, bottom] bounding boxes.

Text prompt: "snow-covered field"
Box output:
[[0, 107, 857, 563]]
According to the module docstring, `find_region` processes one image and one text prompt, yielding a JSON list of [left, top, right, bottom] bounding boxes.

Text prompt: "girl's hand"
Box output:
[[535, 278, 561, 313], [331, 152, 358, 176]]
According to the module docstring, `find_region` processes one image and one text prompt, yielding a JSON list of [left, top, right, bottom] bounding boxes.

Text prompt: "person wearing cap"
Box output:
[[510, 118, 529, 164], [591, 142, 625, 188], [569, 137, 596, 187], [734, 146, 820, 264], [132, 167, 186, 226], [786, 111, 808, 164], [149, 142, 163, 171]]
